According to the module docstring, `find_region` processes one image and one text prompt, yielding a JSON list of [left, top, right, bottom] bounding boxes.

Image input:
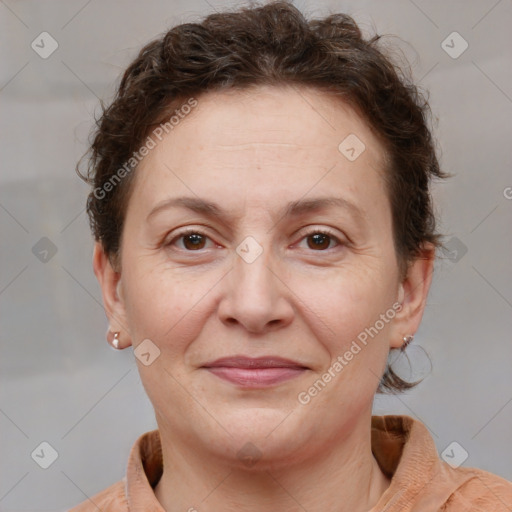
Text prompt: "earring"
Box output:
[[401, 335, 414, 351], [112, 331, 121, 350]]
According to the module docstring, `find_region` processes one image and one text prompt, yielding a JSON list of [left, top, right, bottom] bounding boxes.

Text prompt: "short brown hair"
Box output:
[[77, 1, 447, 393]]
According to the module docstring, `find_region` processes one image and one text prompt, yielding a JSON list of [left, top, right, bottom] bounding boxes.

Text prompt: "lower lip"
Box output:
[[205, 367, 306, 387]]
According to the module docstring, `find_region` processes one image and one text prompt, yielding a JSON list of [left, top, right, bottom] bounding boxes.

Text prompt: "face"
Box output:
[[95, 85, 432, 468]]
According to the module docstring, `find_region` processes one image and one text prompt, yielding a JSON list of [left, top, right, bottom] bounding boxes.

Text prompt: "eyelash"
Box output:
[[166, 227, 344, 252]]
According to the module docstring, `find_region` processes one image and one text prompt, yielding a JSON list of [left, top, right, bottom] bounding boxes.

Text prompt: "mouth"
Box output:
[[202, 356, 309, 388]]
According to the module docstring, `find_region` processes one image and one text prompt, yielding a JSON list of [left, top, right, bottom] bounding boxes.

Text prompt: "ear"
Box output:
[[92, 242, 132, 347], [388, 243, 435, 349]]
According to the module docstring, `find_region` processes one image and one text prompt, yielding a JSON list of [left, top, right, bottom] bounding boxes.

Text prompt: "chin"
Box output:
[[202, 405, 318, 469]]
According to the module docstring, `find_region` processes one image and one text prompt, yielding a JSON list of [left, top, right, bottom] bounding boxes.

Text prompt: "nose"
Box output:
[[218, 245, 294, 334]]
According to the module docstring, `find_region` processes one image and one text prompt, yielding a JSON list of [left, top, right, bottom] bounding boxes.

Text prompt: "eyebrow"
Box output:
[[146, 195, 366, 225]]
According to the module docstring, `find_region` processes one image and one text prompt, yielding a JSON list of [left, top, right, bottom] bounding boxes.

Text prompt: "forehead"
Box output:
[[130, 85, 389, 218], [167, 85, 384, 158]]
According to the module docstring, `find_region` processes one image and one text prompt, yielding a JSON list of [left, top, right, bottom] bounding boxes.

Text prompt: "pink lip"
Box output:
[[202, 356, 308, 388]]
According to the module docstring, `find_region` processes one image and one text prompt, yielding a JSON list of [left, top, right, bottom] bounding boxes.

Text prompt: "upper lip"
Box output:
[[202, 356, 308, 369]]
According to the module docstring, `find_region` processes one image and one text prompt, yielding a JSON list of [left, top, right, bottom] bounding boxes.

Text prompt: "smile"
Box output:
[[202, 356, 308, 388]]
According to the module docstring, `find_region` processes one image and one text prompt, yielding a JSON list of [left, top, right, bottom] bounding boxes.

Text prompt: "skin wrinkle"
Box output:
[[214, 142, 304, 148], [93, 85, 434, 512]]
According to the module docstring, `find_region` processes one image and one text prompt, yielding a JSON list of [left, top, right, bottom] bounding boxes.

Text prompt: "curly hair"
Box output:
[[77, 0, 447, 393]]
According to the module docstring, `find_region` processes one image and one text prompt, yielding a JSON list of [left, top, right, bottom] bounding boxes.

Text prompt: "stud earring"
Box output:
[[401, 335, 414, 351], [112, 331, 121, 350]]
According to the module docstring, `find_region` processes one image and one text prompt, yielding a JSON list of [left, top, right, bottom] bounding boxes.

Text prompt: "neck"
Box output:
[[154, 412, 390, 512]]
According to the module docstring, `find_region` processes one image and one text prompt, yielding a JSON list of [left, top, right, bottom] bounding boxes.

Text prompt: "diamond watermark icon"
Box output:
[[134, 338, 161, 366], [440, 236, 468, 263], [31, 32, 59, 59], [32, 236, 58, 263], [441, 32, 468, 59], [236, 236, 263, 264], [441, 441, 468, 468], [31, 441, 59, 469], [338, 134, 365, 162], [237, 442, 262, 467]]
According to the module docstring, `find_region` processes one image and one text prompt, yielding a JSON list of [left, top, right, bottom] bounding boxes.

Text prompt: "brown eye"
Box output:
[[166, 230, 214, 251], [306, 232, 335, 250], [182, 233, 207, 250]]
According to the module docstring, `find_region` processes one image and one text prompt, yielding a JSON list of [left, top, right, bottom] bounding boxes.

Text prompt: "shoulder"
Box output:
[[370, 415, 512, 511], [442, 467, 512, 510], [68, 479, 128, 512]]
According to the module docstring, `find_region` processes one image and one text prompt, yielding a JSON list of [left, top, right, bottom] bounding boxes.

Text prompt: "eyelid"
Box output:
[[298, 226, 342, 239]]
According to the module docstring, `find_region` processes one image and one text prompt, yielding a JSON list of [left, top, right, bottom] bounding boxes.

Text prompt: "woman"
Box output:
[[71, 2, 512, 510]]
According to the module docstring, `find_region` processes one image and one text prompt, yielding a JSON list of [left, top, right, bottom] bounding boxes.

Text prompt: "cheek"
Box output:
[[292, 265, 394, 345], [122, 262, 210, 350]]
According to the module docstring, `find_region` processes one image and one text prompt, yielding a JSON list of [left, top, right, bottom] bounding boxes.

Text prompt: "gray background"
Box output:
[[1, 0, 511, 510]]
